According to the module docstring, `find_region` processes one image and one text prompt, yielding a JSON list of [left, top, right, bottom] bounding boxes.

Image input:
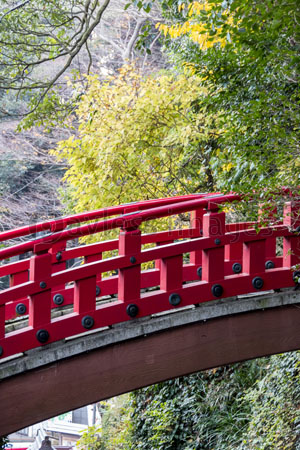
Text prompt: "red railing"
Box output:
[[0, 193, 299, 360]]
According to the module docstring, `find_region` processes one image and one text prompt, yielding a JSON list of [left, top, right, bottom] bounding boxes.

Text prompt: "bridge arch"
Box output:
[[1, 191, 300, 435], [1, 289, 300, 436]]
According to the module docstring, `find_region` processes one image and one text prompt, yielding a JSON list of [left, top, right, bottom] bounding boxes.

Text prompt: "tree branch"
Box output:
[[0, 0, 31, 24]]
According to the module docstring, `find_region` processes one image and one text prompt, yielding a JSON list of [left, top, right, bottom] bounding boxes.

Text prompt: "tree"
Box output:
[[0, 0, 110, 111], [54, 64, 218, 216], [94, 0, 164, 67], [157, 0, 300, 194], [0, 0, 161, 124], [77, 397, 132, 450], [0, 122, 64, 232]]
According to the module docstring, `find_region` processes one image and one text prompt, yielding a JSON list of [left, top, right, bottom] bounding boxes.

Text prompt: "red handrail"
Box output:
[[0, 192, 219, 243], [0, 193, 239, 260]]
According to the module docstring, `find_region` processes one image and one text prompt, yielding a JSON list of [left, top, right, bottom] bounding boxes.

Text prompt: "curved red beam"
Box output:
[[0, 194, 240, 260]]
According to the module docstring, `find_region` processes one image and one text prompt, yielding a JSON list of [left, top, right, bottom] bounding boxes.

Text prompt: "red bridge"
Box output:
[[1, 192, 300, 435]]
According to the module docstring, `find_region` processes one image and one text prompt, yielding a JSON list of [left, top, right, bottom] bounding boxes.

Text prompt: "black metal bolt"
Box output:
[[53, 293, 64, 305], [252, 277, 264, 290], [36, 329, 49, 344], [40, 281, 47, 289], [197, 266, 202, 280], [56, 252, 62, 261], [0, 346, 3, 357], [232, 262, 242, 274], [169, 293, 181, 306], [126, 303, 139, 318], [215, 238, 221, 245], [82, 315, 94, 329], [16, 303, 27, 315], [130, 256, 136, 264], [265, 260, 275, 269], [96, 285, 101, 296], [211, 284, 223, 297]]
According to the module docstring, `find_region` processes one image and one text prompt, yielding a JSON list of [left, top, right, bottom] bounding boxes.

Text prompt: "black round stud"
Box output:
[[169, 293, 181, 306], [53, 293, 64, 305], [16, 303, 27, 315], [0, 346, 3, 357], [200, 229, 203, 235], [40, 281, 47, 289], [252, 277, 264, 290], [126, 303, 139, 318], [96, 285, 101, 296], [292, 271, 300, 283], [82, 315, 94, 329], [215, 238, 221, 245], [36, 329, 49, 344], [265, 260, 275, 269], [211, 284, 223, 297], [232, 263, 242, 274], [130, 256, 136, 264], [56, 252, 62, 261], [197, 266, 202, 280]]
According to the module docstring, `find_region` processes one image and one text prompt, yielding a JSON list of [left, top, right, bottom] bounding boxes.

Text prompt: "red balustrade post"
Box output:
[[242, 206, 268, 279], [258, 203, 277, 259], [50, 240, 67, 293], [118, 227, 141, 302], [160, 254, 183, 291], [202, 206, 225, 283], [9, 264, 29, 313], [28, 246, 52, 330], [190, 208, 204, 266], [74, 276, 97, 314], [155, 241, 170, 270], [84, 253, 103, 285], [243, 239, 266, 275], [283, 201, 300, 267]]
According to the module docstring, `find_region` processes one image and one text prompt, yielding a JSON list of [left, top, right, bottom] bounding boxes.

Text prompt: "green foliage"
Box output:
[[81, 353, 299, 449], [77, 396, 133, 450], [77, 425, 102, 450], [239, 352, 300, 449], [129, 362, 262, 449], [161, 0, 300, 193], [100, 397, 133, 449], [54, 65, 218, 216]]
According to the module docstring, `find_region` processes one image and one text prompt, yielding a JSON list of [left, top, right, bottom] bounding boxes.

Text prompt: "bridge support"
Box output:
[[1, 291, 300, 436]]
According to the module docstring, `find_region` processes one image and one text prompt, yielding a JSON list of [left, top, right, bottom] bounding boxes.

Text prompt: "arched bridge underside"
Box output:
[[1, 289, 300, 436], [1, 192, 300, 435]]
